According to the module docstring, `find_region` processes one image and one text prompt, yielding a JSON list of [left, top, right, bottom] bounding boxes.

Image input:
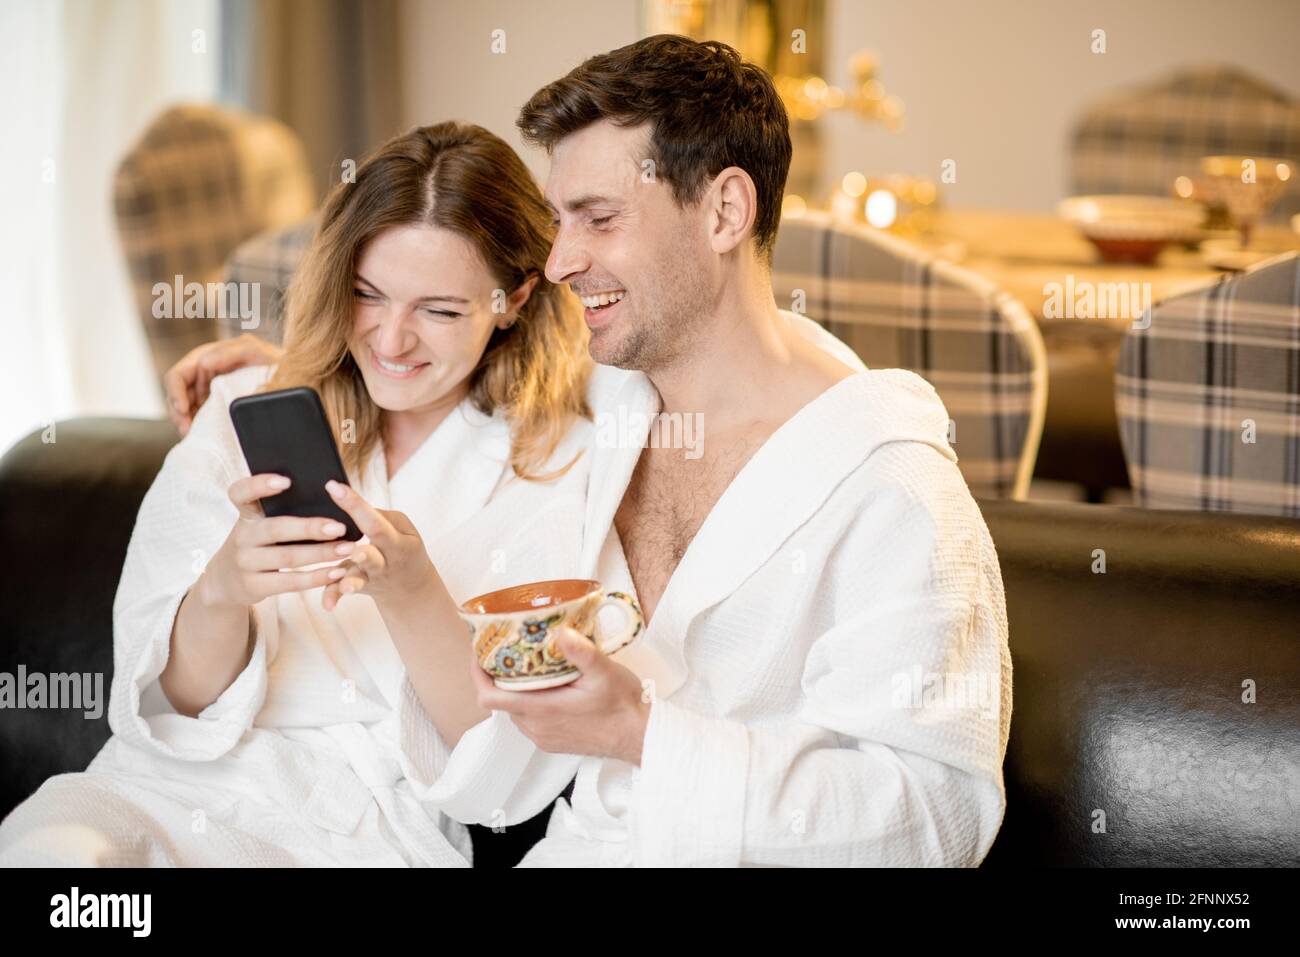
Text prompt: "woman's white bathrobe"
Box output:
[[0, 365, 594, 867], [403, 314, 1014, 867]]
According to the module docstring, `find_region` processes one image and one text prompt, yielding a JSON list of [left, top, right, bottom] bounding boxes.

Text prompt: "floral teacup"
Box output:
[[459, 579, 643, 690]]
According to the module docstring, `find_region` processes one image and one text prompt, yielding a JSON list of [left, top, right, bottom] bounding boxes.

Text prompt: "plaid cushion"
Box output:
[[220, 214, 319, 343], [772, 210, 1048, 499], [1116, 252, 1300, 516], [1071, 65, 1300, 220], [113, 104, 315, 381]]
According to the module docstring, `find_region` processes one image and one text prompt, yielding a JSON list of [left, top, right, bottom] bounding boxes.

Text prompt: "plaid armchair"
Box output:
[[1116, 252, 1300, 516], [219, 214, 319, 343], [772, 210, 1048, 499], [113, 104, 316, 382], [1071, 65, 1300, 220]]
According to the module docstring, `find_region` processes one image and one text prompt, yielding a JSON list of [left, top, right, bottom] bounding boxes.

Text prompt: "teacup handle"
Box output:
[[594, 591, 643, 655]]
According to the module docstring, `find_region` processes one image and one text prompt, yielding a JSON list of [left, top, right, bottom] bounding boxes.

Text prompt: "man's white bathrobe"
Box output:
[[408, 314, 1014, 867], [0, 365, 594, 867]]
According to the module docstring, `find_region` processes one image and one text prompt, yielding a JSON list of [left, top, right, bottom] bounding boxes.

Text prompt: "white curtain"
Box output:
[[0, 0, 221, 454]]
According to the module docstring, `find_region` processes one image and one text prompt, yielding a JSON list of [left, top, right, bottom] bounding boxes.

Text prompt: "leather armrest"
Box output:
[[0, 418, 178, 816], [978, 498, 1300, 866]]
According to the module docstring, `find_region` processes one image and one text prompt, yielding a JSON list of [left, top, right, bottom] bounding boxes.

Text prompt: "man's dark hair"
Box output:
[[517, 34, 792, 260]]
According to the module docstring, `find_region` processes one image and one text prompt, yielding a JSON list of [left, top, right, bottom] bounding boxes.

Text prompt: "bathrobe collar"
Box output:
[[584, 367, 957, 700], [331, 400, 513, 710]]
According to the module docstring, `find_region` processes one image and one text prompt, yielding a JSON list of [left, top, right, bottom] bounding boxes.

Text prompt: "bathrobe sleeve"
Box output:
[[629, 445, 1012, 867], [391, 431, 593, 826], [396, 683, 580, 826], [108, 371, 279, 761]]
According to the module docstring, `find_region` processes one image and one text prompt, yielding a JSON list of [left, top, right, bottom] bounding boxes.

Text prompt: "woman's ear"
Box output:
[[498, 274, 540, 329]]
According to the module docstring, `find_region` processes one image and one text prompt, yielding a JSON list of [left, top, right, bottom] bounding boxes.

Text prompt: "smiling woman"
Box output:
[[0, 122, 598, 869], [346, 224, 521, 476], [269, 122, 591, 483]]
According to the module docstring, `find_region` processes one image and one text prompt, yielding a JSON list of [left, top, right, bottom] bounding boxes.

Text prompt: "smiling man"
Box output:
[[460, 34, 1014, 867]]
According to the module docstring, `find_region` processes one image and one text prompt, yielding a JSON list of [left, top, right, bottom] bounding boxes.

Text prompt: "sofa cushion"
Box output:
[[979, 498, 1300, 866]]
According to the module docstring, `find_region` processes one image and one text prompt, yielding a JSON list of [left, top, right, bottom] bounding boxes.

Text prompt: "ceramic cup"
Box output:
[[459, 578, 643, 690]]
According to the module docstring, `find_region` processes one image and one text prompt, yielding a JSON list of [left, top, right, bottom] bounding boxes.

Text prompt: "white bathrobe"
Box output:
[[404, 314, 1014, 867], [0, 311, 1010, 867], [0, 364, 594, 867]]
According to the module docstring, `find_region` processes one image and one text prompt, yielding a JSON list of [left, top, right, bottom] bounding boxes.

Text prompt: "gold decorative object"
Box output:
[[643, 2, 918, 216], [825, 171, 939, 234], [774, 51, 903, 129], [1195, 155, 1293, 247]]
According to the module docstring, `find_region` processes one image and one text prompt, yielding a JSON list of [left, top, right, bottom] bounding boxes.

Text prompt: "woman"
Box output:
[[0, 122, 592, 867]]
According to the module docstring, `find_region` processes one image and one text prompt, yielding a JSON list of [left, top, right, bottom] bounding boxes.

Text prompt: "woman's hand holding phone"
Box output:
[[194, 473, 356, 611], [318, 480, 439, 614]]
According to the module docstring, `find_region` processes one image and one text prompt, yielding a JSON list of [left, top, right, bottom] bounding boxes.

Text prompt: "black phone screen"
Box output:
[[228, 386, 364, 543]]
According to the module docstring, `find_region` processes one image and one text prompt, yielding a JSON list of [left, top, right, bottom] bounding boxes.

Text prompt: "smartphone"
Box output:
[[229, 386, 363, 543]]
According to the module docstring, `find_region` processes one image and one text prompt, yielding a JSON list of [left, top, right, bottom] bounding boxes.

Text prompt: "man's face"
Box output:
[[543, 120, 712, 372]]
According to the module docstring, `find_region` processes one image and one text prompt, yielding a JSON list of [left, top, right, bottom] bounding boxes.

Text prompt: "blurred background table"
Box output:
[[913, 210, 1300, 499]]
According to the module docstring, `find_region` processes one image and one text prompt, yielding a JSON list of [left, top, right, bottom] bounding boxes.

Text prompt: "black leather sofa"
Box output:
[[2, 419, 1298, 867]]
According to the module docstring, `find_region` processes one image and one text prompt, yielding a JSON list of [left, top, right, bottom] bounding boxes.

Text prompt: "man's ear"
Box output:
[[498, 273, 540, 329], [708, 166, 758, 255]]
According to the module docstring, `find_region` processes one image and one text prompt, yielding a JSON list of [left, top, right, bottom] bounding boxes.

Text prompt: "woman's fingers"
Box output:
[[253, 564, 348, 599], [325, 481, 393, 543], [330, 552, 371, 596], [378, 508, 418, 535], [322, 581, 343, 611], [338, 572, 368, 596], [240, 539, 354, 573], [321, 561, 368, 611], [227, 473, 292, 521], [248, 514, 349, 546], [349, 543, 386, 575]]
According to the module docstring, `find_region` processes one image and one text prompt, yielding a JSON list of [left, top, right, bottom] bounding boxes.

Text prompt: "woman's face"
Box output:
[[348, 224, 512, 416]]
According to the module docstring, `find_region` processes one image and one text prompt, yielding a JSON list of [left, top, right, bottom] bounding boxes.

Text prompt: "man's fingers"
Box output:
[[162, 368, 192, 420], [471, 664, 574, 713], [196, 333, 273, 380], [227, 473, 291, 520], [162, 352, 200, 434], [234, 334, 279, 365], [165, 395, 192, 435], [475, 679, 530, 714], [469, 657, 518, 709], [194, 364, 214, 411], [555, 628, 603, 673], [325, 481, 391, 541]]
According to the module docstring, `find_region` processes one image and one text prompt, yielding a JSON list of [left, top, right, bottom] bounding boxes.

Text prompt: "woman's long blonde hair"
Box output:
[[266, 122, 591, 481]]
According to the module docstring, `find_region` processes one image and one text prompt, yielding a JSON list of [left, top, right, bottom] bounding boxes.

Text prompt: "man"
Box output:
[[460, 35, 1011, 867], [168, 36, 1011, 867]]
